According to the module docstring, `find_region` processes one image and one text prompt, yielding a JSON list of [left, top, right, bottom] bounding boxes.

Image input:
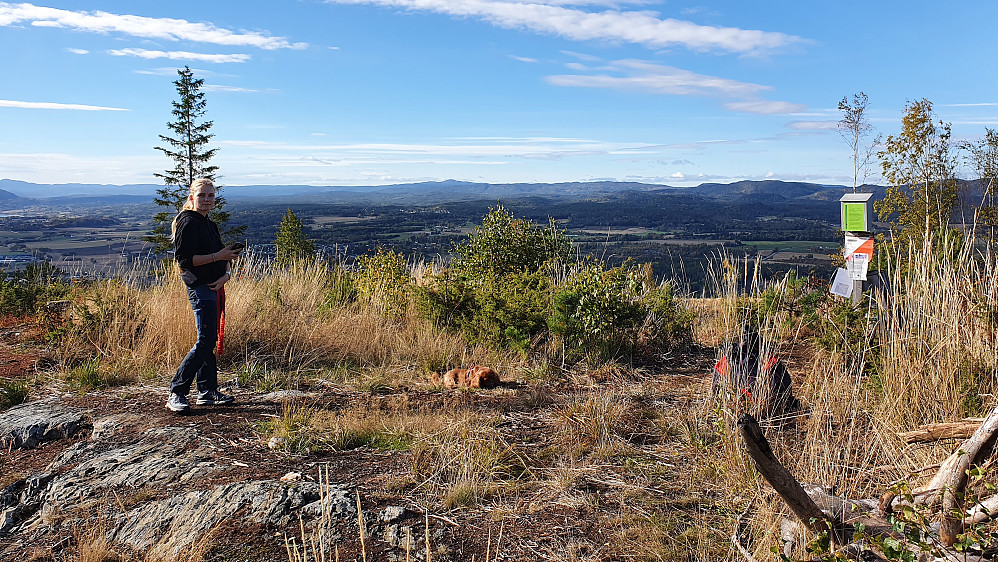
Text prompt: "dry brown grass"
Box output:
[[55, 257, 518, 388], [45, 236, 998, 560], [874, 238, 998, 428], [693, 237, 998, 559]]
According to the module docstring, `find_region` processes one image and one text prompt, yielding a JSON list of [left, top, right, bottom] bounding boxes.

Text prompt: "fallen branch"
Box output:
[[731, 500, 758, 562], [897, 418, 984, 444], [925, 405, 998, 546], [737, 413, 848, 544]]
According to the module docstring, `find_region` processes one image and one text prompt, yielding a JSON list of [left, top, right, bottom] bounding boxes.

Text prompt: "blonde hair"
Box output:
[[170, 178, 215, 241]]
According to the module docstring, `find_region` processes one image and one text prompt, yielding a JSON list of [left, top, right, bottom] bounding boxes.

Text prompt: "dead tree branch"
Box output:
[[897, 418, 984, 444], [737, 413, 849, 544]]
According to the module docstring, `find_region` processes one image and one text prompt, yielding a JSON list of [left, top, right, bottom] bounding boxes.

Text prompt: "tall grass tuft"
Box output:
[[873, 236, 998, 428]]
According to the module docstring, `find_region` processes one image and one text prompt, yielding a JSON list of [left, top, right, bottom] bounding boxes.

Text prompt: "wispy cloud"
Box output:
[[0, 99, 127, 111], [947, 102, 998, 107], [203, 85, 276, 93], [0, 3, 306, 49], [547, 59, 770, 97], [0, 151, 156, 184], [66, 47, 88, 54], [508, 54, 538, 63], [548, 60, 806, 114], [219, 136, 651, 161], [723, 100, 807, 114], [325, 0, 802, 55], [787, 120, 838, 131], [561, 50, 601, 62], [108, 48, 251, 63], [133, 67, 237, 77]]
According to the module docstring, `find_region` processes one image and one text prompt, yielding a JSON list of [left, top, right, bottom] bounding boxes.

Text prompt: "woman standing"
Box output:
[[166, 178, 241, 413]]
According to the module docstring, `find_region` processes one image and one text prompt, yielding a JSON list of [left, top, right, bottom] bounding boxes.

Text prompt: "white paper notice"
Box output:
[[830, 268, 853, 298], [848, 252, 869, 281]]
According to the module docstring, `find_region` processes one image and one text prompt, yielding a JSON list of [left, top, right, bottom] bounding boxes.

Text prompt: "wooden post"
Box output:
[[737, 413, 849, 545]]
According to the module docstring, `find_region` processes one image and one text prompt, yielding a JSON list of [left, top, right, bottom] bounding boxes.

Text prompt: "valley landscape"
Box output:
[[5, 1, 998, 560], [3, 174, 998, 561], [0, 178, 847, 290]]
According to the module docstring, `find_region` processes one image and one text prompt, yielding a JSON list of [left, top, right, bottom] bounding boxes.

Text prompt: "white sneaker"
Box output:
[[195, 389, 234, 405], [166, 393, 191, 413]]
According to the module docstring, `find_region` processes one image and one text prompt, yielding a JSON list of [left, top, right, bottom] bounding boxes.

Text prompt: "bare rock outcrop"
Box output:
[[2, 420, 355, 558], [0, 398, 90, 449]]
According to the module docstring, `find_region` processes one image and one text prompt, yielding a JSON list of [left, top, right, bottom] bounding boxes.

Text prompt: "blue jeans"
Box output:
[[170, 285, 219, 396]]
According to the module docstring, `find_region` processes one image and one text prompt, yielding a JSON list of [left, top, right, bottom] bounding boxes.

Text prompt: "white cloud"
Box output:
[[508, 54, 538, 63], [134, 67, 188, 76], [0, 99, 127, 111], [108, 48, 251, 63], [723, 100, 808, 115], [66, 47, 88, 54], [947, 103, 998, 107], [787, 120, 838, 131], [0, 151, 156, 184], [219, 137, 647, 161], [670, 171, 684, 179], [547, 59, 770, 97], [0, 3, 306, 49], [326, 0, 802, 55], [203, 85, 275, 93], [561, 50, 601, 62]]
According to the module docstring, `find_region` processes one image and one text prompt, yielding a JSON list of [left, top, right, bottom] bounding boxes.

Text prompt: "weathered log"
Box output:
[[742, 405, 998, 557], [925, 404, 998, 546], [801, 484, 895, 537], [966, 493, 998, 526], [897, 418, 985, 444], [737, 413, 848, 544]]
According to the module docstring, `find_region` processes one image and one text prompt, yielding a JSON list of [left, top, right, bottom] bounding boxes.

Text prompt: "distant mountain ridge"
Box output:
[[0, 178, 881, 208]]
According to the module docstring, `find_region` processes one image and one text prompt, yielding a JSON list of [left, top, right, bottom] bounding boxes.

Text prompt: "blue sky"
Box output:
[[2, 1, 997, 188]]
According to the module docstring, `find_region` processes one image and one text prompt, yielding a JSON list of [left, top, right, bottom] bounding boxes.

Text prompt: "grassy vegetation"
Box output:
[[17, 202, 998, 560]]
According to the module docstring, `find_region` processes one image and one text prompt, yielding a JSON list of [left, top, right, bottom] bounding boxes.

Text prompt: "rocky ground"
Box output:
[[0, 318, 735, 562]]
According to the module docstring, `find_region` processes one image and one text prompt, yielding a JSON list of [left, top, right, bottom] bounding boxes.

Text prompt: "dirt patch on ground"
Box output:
[[0, 338, 742, 561], [0, 317, 46, 380]]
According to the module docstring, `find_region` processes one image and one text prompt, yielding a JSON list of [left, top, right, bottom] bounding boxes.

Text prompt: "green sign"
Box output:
[[843, 202, 867, 232]]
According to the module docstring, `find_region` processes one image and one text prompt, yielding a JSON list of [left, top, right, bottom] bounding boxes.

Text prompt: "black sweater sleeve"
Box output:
[[174, 211, 227, 287]]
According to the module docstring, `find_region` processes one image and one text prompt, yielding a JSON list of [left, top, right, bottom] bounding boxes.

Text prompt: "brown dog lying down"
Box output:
[[431, 365, 500, 389]]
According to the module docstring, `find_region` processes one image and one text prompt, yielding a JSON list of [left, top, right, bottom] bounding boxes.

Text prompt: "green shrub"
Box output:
[[814, 297, 872, 355], [636, 278, 695, 355], [414, 270, 475, 328], [755, 269, 826, 335], [453, 204, 570, 279], [417, 269, 551, 351], [274, 208, 315, 267], [321, 266, 357, 309], [354, 248, 411, 316], [549, 260, 646, 360], [418, 205, 568, 350], [0, 262, 70, 316]]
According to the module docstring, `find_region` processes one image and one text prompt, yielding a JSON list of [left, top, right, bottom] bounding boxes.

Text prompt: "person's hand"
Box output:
[[207, 272, 231, 291], [214, 245, 242, 262]]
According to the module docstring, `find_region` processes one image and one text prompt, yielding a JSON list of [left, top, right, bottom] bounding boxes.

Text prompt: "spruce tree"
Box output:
[[148, 66, 243, 252], [275, 208, 315, 266]]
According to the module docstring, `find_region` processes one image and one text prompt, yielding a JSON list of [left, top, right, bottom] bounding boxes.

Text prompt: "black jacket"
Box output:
[[174, 210, 227, 288]]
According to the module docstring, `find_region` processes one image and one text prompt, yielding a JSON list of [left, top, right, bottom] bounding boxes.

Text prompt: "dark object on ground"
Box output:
[[712, 332, 801, 417]]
